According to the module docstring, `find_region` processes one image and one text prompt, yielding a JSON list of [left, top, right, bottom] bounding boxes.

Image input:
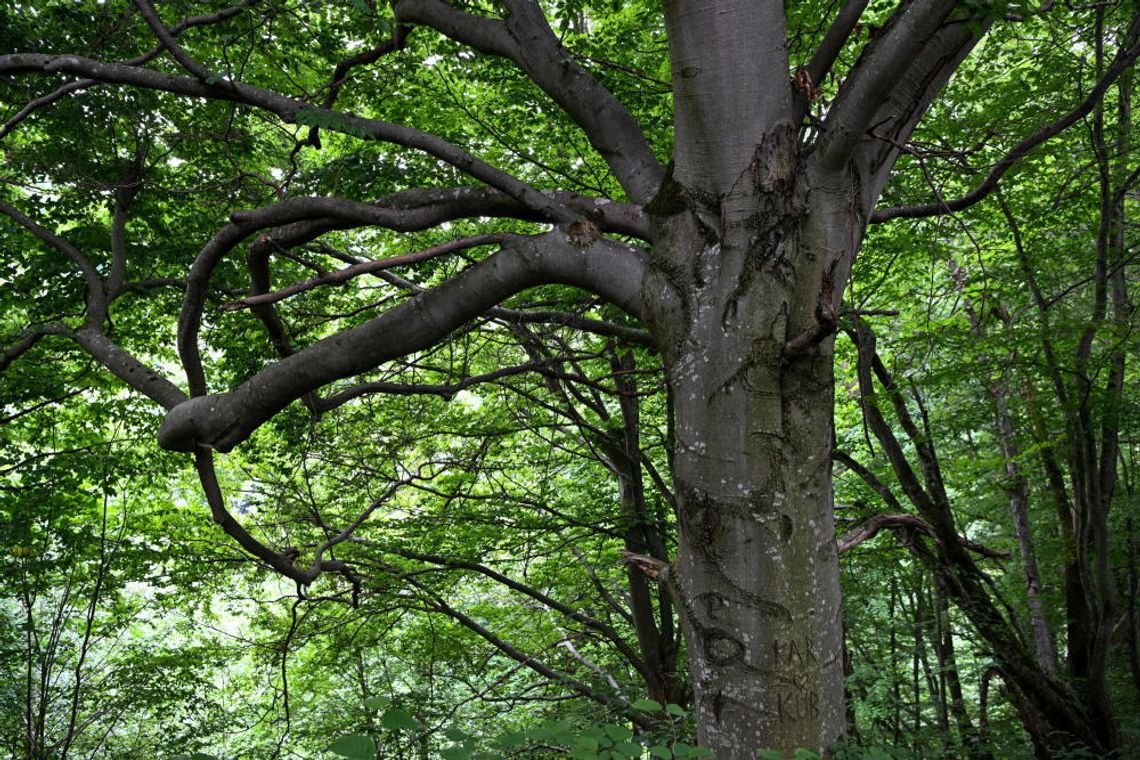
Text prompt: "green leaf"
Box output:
[[615, 740, 643, 757], [441, 747, 470, 760], [631, 698, 663, 711], [326, 733, 375, 760], [576, 737, 601, 751], [665, 703, 686, 717], [380, 708, 418, 731], [363, 695, 390, 710], [494, 731, 527, 749], [569, 749, 601, 760], [603, 724, 634, 743], [349, 0, 372, 14], [649, 745, 673, 759]]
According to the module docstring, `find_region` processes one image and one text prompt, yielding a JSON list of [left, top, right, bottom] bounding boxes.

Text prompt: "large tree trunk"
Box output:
[[643, 113, 852, 752], [666, 330, 844, 756]]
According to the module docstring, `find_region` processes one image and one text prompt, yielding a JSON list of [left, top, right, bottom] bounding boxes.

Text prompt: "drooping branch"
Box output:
[[0, 0, 256, 141], [194, 450, 361, 600], [871, 28, 1140, 222], [0, 54, 574, 222], [395, 570, 650, 723], [392, 0, 663, 203], [159, 231, 647, 453], [381, 545, 650, 680]]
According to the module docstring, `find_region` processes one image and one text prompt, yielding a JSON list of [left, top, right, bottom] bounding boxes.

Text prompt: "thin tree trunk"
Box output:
[[990, 372, 1056, 673]]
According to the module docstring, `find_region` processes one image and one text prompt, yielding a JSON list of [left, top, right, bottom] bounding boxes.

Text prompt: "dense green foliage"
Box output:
[[1, 0, 1138, 758]]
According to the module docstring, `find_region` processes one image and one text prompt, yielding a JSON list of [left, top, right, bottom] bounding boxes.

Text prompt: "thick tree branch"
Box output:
[[818, 0, 959, 169], [872, 30, 1140, 222], [1, 323, 186, 410], [159, 231, 647, 452], [393, 0, 663, 203], [793, 0, 869, 125], [174, 190, 645, 397], [72, 328, 188, 410]]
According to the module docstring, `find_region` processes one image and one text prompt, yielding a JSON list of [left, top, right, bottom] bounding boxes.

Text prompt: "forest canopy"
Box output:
[[1, 1, 1138, 758]]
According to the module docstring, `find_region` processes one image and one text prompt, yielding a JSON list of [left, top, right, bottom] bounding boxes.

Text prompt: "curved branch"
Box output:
[[393, 0, 663, 203], [174, 189, 645, 397], [132, 0, 212, 81], [0, 326, 70, 372], [836, 510, 1009, 559], [195, 450, 361, 598], [871, 30, 1140, 222], [159, 231, 647, 452], [0, 201, 106, 325]]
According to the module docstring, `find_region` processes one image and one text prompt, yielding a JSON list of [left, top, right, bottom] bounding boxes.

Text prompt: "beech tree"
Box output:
[[2, 1, 1137, 756]]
